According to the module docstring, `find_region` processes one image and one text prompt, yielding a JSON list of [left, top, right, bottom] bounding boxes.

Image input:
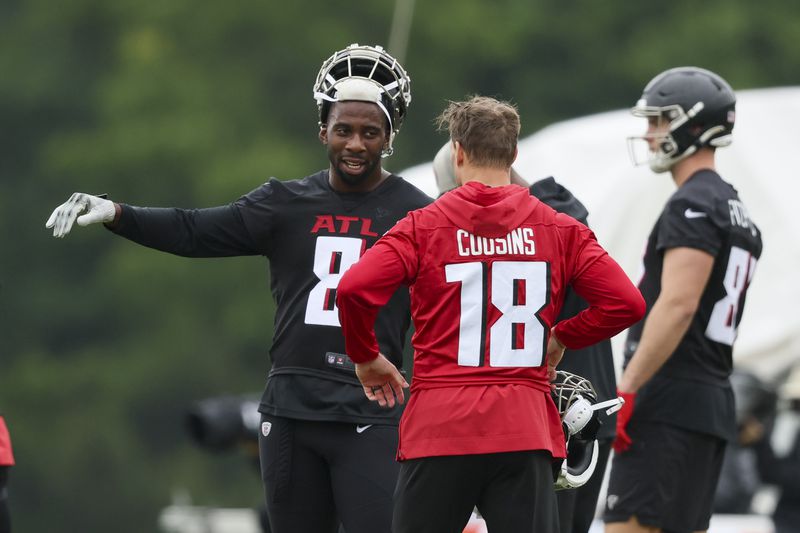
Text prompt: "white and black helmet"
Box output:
[[313, 43, 412, 157], [628, 66, 736, 173], [552, 371, 602, 440], [551, 371, 625, 490]]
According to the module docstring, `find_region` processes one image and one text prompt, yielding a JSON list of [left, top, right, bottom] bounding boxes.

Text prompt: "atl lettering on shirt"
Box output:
[[624, 169, 763, 440]]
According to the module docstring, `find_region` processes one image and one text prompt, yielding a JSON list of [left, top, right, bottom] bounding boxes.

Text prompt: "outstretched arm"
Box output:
[[46, 193, 261, 257]]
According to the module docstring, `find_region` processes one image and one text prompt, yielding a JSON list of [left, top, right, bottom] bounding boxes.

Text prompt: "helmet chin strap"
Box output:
[[699, 125, 728, 146], [593, 396, 625, 415], [652, 141, 695, 173]]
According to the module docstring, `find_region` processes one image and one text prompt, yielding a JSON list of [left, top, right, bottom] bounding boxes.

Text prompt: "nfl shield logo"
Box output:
[[261, 421, 272, 437]]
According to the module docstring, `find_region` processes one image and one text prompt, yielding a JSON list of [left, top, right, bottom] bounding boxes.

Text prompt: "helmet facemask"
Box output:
[[552, 371, 600, 439], [313, 44, 411, 158]]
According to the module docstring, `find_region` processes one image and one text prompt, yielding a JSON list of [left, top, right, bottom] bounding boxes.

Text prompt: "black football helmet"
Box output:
[[628, 66, 736, 173], [313, 44, 411, 157], [551, 371, 625, 490]]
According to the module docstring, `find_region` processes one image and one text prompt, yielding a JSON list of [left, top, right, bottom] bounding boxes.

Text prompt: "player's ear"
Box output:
[[454, 141, 466, 167], [319, 124, 328, 145]]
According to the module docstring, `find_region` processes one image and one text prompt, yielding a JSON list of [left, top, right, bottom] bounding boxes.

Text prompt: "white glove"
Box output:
[[45, 192, 117, 238]]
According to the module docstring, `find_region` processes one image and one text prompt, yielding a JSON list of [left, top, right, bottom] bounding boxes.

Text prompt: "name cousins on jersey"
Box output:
[[456, 227, 536, 257], [728, 199, 758, 237]]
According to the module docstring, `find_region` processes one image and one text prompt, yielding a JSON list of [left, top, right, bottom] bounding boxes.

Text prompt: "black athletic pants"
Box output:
[[258, 414, 399, 533], [392, 450, 558, 533], [555, 438, 612, 533], [0, 467, 10, 533]]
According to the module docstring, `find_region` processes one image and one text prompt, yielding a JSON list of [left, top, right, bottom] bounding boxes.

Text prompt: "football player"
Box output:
[[337, 95, 645, 533], [604, 67, 764, 533], [46, 44, 431, 533], [434, 140, 620, 533]]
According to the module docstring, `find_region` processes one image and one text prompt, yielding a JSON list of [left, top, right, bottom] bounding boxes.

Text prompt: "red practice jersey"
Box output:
[[0, 416, 14, 466], [338, 182, 644, 460]]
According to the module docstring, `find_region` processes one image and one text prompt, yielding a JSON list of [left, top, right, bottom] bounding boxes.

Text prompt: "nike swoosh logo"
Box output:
[[356, 424, 373, 434], [684, 208, 708, 219]]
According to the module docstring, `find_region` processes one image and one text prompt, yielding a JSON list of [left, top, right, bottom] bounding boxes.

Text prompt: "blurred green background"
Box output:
[[1, 0, 798, 531]]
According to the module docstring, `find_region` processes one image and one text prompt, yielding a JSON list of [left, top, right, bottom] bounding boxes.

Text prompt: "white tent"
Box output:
[[400, 87, 800, 383]]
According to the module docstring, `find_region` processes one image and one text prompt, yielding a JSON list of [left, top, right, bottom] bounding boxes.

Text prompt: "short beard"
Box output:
[[331, 156, 380, 187], [334, 167, 367, 186]]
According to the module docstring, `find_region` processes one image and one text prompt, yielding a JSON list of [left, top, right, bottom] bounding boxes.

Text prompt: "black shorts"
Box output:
[[392, 450, 558, 533], [258, 414, 400, 533], [603, 421, 726, 533]]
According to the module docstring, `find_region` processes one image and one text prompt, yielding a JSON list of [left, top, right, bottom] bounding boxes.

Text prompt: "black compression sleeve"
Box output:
[[109, 204, 261, 257]]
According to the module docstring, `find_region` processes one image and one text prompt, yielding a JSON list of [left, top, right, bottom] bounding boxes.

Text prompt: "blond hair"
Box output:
[[435, 95, 520, 168]]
